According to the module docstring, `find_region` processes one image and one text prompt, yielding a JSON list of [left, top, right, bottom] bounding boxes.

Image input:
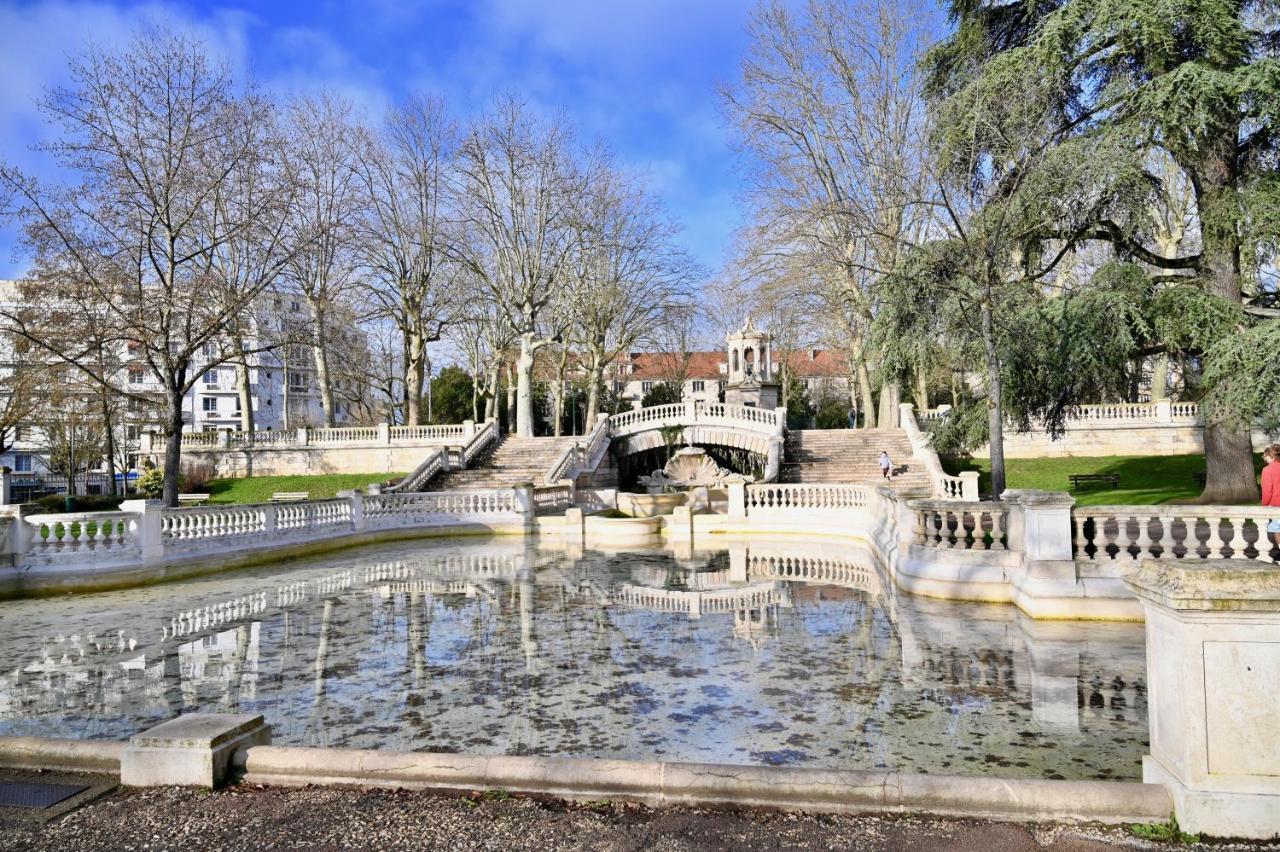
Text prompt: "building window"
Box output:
[[14, 454, 32, 473], [128, 369, 146, 385], [692, 380, 705, 393], [202, 342, 218, 358], [202, 397, 217, 413], [204, 370, 218, 387], [288, 372, 308, 393], [125, 425, 140, 441], [613, 381, 624, 394], [12, 425, 24, 442], [641, 381, 653, 393]]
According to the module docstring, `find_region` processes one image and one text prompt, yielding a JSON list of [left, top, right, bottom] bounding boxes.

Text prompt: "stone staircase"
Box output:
[[426, 435, 579, 491], [780, 429, 933, 494]]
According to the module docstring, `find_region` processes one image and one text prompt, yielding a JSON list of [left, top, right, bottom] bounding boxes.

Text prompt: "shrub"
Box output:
[[137, 467, 166, 498], [181, 461, 216, 492], [35, 493, 125, 512]]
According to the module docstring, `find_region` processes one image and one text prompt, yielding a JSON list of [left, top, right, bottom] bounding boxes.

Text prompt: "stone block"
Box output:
[[1126, 560, 1280, 839], [121, 713, 271, 788]]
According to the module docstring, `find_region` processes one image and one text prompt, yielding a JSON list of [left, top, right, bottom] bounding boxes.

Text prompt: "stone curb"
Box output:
[[234, 745, 1172, 825], [0, 736, 126, 774]]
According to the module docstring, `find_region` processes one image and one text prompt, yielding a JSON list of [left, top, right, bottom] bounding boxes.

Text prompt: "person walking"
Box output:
[[1263, 444, 1280, 561], [879, 450, 893, 481]]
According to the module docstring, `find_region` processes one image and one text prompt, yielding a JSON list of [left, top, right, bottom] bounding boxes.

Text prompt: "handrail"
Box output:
[[607, 401, 784, 437], [918, 401, 1202, 427], [545, 415, 611, 485], [899, 404, 976, 500]]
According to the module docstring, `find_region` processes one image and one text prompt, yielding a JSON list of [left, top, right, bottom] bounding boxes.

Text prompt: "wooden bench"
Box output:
[[270, 491, 309, 503], [177, 493, 210, 505], [1068, 473, 1119, 492]]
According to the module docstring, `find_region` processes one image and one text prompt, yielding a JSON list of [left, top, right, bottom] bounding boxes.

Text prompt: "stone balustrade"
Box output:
[[532, 482, 575, 510], [147, 421, 471, 454], [745, 482, 873, 513], [546, 415, 612, 484], [920, 400, 1201, 425], [910, 500, 1008, 551], [608, 401, 784, 437], [1073, 505, 1279, 563], [22, 511, 139, 566], [899, 403, 979, 501]]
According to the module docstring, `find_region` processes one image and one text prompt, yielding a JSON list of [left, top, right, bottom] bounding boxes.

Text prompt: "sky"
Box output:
[[0, 0, 759, 280]]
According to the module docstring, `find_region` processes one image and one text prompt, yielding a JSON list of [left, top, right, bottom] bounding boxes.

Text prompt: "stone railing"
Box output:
[[919, 400, 1201, 427], [2, 487, 536, 583], [146, 421, 474, 454], [1073, 505, 1280, 563], [546, 415, 611, 484], [532, 482, 575, 510], [899, 403, 979, 500], [21, 511, 139, 567], [386, 418, 499, 494], [744, 482, 873, 513], [608, 401, 784, 437], [909, 499, 1008, 551]]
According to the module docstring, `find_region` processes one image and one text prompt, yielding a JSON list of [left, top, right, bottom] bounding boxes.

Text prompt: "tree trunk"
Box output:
[[404, 328, 426, 426], [236, 360, 255, 433], [553, 345, 568, 438], [914, 365, 929, 411], [312, 309, 336, 427], [877, 381, 900, 429], [585, 349, 603, 433], [505, 362, 517, 434], [100, 392, 118, 497], [856, 362, 876, 429], [515, 331, 536, 437], [162, 384, 185, 508], [981, 301, 1006, 498], [1192, 143, 1257, 503], [1151, 353, 1169, 402]]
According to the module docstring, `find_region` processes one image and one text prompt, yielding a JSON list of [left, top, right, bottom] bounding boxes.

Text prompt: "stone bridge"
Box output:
[[604, 402, 786, 482]]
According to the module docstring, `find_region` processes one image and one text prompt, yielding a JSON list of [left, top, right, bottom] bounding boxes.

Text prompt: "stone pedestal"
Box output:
[[1126, 560, 1280, 839], [122, 713, 271, 788]]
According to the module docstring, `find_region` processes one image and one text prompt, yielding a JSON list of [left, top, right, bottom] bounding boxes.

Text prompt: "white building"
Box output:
[[0, 280, 372, 494]]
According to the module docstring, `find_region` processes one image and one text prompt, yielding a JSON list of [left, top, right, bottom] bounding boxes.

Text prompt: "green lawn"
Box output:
[[206, 473, 403, 505], [940, 453, 1267, 505]]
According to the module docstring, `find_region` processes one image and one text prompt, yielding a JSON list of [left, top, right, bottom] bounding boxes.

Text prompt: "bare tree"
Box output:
[[455, 97, 582, 437], [0, 29, 297, 505], [566, 163, 698, 430], [355, 95, 461, 426], [279, 94, 364, 426], [725, 0, 938, 428]]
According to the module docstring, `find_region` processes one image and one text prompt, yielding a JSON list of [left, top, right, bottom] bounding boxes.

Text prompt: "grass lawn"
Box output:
[[940, 453, 1268, 506], [205, 473, 403, 505]]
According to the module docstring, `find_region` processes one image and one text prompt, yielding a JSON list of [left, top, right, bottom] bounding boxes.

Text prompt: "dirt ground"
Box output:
[[3, 777, 1278, 852]]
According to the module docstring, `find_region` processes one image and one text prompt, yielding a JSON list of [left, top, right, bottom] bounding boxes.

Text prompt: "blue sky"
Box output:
[[0, 0, 757, 279]]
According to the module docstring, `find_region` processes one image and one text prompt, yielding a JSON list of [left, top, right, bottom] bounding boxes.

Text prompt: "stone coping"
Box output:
[[234, 745, 1172, 825], [130, 713, 266, 750], [1125, 559, 1280, 612]]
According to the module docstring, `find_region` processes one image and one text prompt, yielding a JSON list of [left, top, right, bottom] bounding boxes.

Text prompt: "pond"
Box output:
[[0, 536, 1148, 780]]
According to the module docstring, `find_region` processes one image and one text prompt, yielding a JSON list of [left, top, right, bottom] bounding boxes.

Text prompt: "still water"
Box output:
[[0, 537, 1148, 780]]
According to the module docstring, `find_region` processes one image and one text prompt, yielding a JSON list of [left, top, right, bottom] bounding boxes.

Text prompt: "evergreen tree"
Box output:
[[924, 0, 1279, 502]]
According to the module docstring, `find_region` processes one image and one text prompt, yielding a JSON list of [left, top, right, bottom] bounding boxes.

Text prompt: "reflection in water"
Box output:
[[0, 537, 1147, 779]]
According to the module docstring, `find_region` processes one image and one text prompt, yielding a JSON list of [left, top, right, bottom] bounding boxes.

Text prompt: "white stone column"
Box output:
[[120, 499, 165, 566], [1154, 400, 1172, 422], [959, 471, 980, 501], [462, 420, 475, 442], [348, 492, 365, 532], [514, 485, 535, 530], [1126, 560, 1280, 839], [296, 426, 309, 446], [727, 481, 747, 518], [1001, 490, 1082, 617], [378, 422, 392, 444]]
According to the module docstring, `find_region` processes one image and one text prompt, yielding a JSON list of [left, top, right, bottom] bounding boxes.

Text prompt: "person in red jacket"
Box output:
[[1263, 444, 1280, 561]]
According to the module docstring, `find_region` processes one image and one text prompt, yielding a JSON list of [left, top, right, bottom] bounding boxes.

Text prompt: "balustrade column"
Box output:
[[119, 499, 164, 565]]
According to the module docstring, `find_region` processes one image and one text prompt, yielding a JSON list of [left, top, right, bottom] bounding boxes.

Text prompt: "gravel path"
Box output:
[[4, 782, 1276, 852]]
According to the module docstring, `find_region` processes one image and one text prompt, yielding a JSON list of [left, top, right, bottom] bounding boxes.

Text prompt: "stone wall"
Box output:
[[183, 444, 443, 478]]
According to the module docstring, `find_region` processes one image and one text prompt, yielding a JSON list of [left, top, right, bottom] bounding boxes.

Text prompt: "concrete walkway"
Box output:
[[2, 779, 1268, 851]]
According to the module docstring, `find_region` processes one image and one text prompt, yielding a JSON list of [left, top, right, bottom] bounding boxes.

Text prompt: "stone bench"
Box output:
[[270, 492, 309, 503], [177, 493, 210, 505]]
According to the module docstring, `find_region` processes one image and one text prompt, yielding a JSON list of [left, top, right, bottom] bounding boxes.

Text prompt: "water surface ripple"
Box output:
[[0, 537, 1148, 780]]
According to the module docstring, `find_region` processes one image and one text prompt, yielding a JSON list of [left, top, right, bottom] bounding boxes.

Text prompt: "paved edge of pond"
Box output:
[[0, 735, 1172, 826], [234, 744, 1172, 826]]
